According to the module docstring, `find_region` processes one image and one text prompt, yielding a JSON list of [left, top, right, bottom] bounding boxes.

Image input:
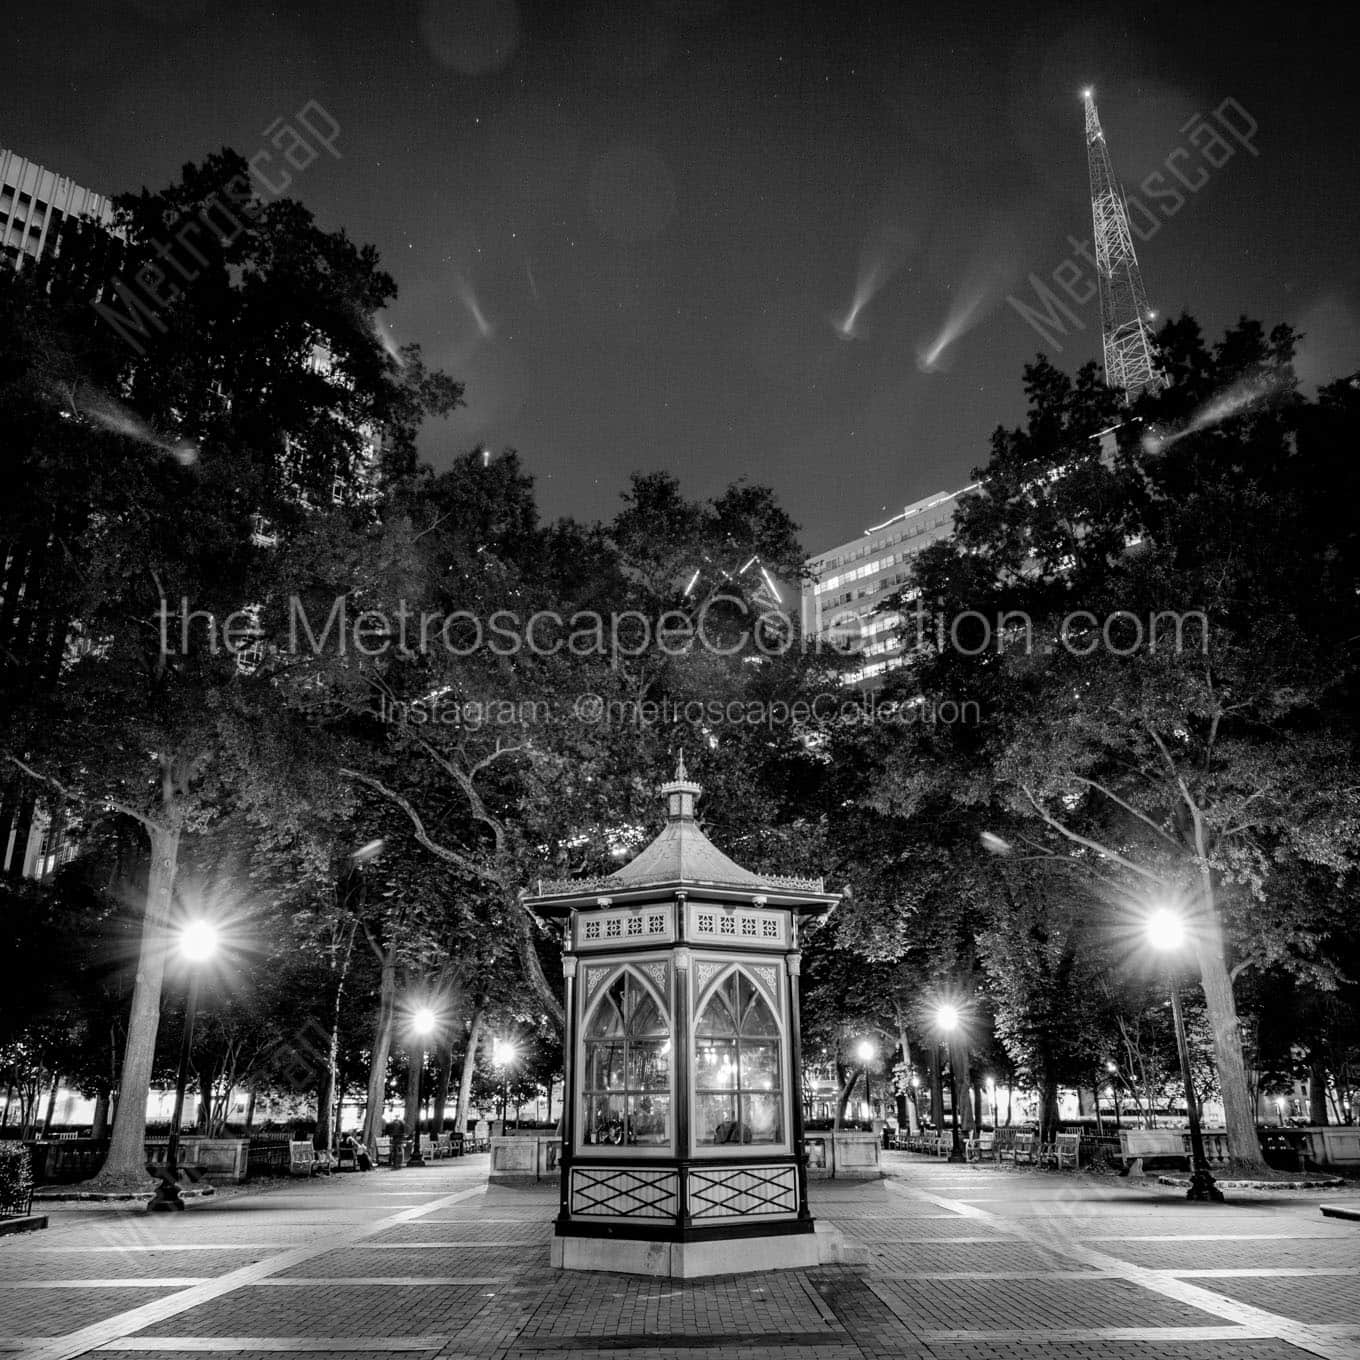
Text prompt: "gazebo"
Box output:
[[523, 756, 840, 1277]]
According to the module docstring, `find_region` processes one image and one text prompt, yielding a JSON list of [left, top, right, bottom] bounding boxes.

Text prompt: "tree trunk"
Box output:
[[1309, 1060, 1329, 1127], [84, 819, 180, 1190], [243, 1087, 257, 1133], [403, 1041, 423, 1137], [897, 1025, 920, 1135], [360, 948, 397, 1156], [91, 1091, 110, 1140], [316, 923, 355, 1154], [1191, 879, 1266, 1169], [40, 1071, 60, 1137], [454, 1008, 485, 1136], [930, 1046, 944, 1130], [432, 1039, 453, 1134]]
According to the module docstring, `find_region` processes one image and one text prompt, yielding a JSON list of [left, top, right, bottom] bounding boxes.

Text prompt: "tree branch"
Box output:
[[340, 768, 499, 884], [5, 754, 159, 832], [1067, 775, 1178, 847], [1019, 785, 1164, 885]]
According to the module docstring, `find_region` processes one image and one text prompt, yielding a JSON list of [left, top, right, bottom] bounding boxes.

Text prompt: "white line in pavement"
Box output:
[[19, 1177, 488, 1360], [93, 1338, 448, 1352], [23, 1246, 262, 1254], [884, 1177, 1360, 1360], [921, 1326, 1277, 1343], [0, 1281, 205, 1289], [249, 1276, 506, 1286]]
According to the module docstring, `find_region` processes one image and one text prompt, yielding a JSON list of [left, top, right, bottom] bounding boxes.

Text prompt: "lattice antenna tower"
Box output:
[[1084, 89, 1166, 401]]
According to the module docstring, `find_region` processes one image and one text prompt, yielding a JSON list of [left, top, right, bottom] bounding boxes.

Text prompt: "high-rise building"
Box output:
[[801, 486, 976, 687], [0, 148, 114, 272]]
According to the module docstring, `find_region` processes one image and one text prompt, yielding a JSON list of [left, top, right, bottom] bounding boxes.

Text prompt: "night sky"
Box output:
[[6, 0, 1359, 554]]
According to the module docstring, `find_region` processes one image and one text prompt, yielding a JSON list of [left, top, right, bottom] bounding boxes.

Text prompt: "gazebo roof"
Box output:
[[524, 755, 837, 910]]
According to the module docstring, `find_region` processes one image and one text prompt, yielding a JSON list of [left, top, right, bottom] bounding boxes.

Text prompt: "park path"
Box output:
[[1, 1152, 1358, 1360]]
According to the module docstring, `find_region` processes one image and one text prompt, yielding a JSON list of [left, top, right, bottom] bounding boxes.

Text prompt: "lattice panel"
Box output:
[[571, 1166, 678, 1218], [578, 907, 673, 948], [688, 904, 786, 947], [687, 1165, 797, 1219]]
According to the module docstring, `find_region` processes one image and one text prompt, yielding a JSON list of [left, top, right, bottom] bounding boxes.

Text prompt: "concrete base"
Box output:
[[1320, 1204, 1360, 1221], [0, 1214, 48, 1235], [551, 1222, 861, 1278]]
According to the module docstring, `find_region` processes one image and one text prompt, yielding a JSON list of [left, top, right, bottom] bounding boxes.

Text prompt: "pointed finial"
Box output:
[[675, 749, 688, 782]]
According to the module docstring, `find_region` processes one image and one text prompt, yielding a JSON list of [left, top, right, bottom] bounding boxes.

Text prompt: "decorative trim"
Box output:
[[687, 1165, 797, 1219], [571, 1167, 679, 1218], [584, 966, 608, 998], [562, 956, 579, 980], [750, 964, 780, 1005], [694, 959, 724, 995], [641, 960, 669, 993], [673, 947, 691, 972], [785, 952, 801, 978]]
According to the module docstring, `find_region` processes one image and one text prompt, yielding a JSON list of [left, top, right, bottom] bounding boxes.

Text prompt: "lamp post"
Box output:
[[1146, 908, 1223, 1203], [493, 1039, 517, 1129], [856, 1040, 874, 1125], [985, 1077, 997, 1131], [935, 1004, 965, 1163], [404, 1007, 437, 1167], [149, 920, 218, 1212]]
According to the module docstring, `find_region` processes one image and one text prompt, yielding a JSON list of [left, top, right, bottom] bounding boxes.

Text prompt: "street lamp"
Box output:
[[493, 1039, 517, 1128], [856, 1040, 874, 1124], [404, 1006, 437, 1167], [149, 920, 219, 1212], [934, 1005, 965, 1163], [1146, 907, 1223, 1203]]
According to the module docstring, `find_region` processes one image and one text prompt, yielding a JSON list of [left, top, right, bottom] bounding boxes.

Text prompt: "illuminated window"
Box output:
[[695, 971, 782, 1146], [582, 971, 670, 1147]]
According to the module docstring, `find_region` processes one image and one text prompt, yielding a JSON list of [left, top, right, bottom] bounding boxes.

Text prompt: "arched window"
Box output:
[[582, 971, 670, 1147], [695, 971, 782, 1146]]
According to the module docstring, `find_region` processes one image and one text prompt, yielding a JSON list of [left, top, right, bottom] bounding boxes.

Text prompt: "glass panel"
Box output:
[[696, 976, 737, 1035], [741, 1092, 783, 1143], [628, 1094, 670, 1145], [586, 978, 625, 1038], [695, 1037, 738, 1089], [695, 1092, 736, 1145], [629, 986, 668, 1038], [738, 1041, 779, 1091], [585, 1040, 626, 1091], [584, 1093, 629, 1145], [739, 978, 779, 1036], [627, 1038, 670, 1090]]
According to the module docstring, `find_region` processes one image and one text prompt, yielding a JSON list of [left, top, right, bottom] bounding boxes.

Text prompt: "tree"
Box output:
[[884, 319, 1360, 1169], [1, 149, 460, 1189]]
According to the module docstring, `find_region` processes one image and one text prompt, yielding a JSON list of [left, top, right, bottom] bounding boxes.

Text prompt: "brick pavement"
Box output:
[[0, 1151, 1356, 1360]]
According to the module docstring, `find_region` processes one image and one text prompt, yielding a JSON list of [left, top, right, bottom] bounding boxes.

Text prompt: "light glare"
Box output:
[[179, 920, 219, 963]]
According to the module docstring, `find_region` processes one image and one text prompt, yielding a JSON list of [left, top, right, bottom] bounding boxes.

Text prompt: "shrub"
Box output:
[[0, 1142, 33, 1217]]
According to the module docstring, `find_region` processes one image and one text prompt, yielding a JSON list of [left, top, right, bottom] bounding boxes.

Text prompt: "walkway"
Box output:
[[2, 1152, 1358, 1360]]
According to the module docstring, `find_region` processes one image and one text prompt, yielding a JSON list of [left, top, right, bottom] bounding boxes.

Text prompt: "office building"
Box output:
[[802, 486, 976, 687]]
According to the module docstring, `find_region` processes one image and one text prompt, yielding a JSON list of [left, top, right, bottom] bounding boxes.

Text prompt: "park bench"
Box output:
[[375, 1137, 392, 1164], [966, 1132, 995, 1162], [1047, 1132, 1081, 1169], [473, 1120, 490, 1151], [418, 1134, 435, 1159], [1119, 1128, 1191, 1175], [1009, 1131, 1038, 1165], [434, 1133, 453, 1158], [335, 1142, 357, 1171], [288, 1141, 326, 1177]]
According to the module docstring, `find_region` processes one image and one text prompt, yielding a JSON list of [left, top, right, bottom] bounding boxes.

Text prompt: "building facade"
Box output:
[[801, 485, 975, 687], [1, 148, 114, 272]]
